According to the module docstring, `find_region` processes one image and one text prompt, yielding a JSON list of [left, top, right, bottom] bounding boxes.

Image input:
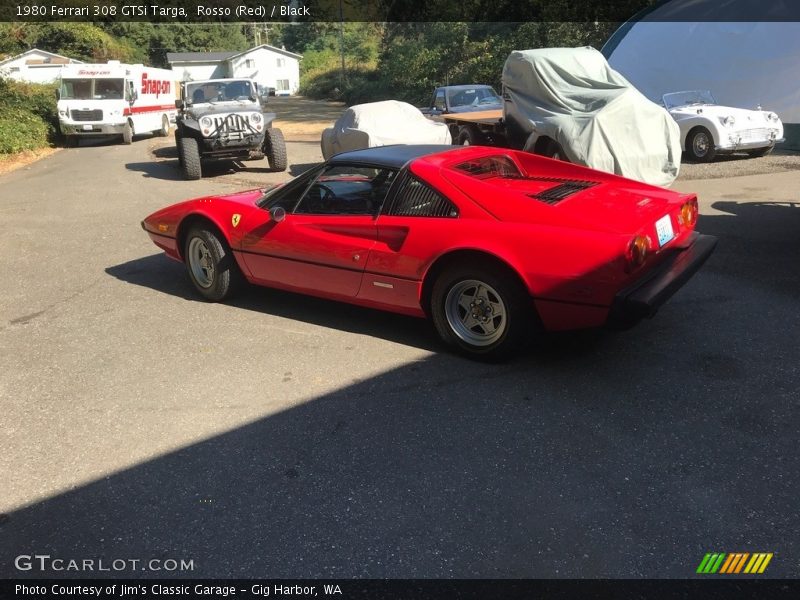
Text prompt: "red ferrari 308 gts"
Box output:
[[142, 145, 717, 359]]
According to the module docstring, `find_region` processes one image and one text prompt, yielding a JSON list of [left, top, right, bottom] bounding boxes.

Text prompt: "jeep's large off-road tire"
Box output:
[[264, 128, 287, 171], [122, 121, 133, 145], [179, 136, 202, 180], [175, 131, 184, 168], [183, 226, 244, 301], [430, 262, 534, 361]]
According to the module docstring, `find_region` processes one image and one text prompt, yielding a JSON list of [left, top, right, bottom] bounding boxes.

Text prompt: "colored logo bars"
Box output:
[[696, 553, 773, 574]]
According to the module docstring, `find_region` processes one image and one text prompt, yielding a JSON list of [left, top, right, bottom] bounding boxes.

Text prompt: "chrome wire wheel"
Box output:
[[187, 237, 215, 289], [444, 279, 508, 347], [692, 131, 710, 157]]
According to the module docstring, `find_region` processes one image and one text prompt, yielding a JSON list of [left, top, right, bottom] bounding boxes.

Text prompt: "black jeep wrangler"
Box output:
[[174, 78, 287, 180]]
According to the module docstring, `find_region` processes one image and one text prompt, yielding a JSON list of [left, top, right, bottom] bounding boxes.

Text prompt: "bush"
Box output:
[[0, 78, 60, 153], [0, 107, 50, 153]]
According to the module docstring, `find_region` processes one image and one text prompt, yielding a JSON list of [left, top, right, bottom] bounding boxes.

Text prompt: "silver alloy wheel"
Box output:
[[692, 132, 710, 156], [444, 279, 507, 347], [188, 237, 214, 288]]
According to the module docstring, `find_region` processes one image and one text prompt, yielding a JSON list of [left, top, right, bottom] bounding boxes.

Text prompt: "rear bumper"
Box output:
[[608, 232, 718, 327]]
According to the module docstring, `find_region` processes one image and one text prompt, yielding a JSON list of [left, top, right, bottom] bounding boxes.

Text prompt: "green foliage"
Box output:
[[292, 21, 623, 106], [0, 79, 59, 154]]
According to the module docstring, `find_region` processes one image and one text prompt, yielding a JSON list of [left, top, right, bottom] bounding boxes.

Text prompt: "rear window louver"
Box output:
[[386, 173, 458, 218], [521, 177, 599, 205]]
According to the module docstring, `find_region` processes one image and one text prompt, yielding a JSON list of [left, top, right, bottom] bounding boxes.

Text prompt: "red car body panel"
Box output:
[[143, 145, 714, 331]]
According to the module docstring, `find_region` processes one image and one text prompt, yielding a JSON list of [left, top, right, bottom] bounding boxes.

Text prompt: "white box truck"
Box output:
[[57, 61, 178, 145]]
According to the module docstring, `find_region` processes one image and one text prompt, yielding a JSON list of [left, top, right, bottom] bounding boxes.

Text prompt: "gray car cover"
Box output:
[[502, 47, 681, 186], [321, 100, 451, 159]]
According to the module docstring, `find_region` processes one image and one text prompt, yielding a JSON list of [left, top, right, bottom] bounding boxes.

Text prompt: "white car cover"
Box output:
[[502, 47, 682, 187], [321, 100, 451, 159]]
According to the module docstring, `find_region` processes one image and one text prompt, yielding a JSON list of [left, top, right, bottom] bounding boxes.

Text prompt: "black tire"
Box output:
[[155, 114, 170, 137], [122, 121, 133, 145], [264, 128, 287, 171], [430, 261, 534, 361], [179, 136, 202, 180], [541, 138, 568, 161], [686, 127, 716, 162], [64, 135, 77, 148], [175, 132, 184, 168], [456, 125, 484, 146], [183, 226, 244, 301], [747, 145, 774, 158]]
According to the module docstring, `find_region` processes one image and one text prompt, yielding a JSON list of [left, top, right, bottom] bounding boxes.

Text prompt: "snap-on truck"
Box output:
[[57, 61, 178, 146]]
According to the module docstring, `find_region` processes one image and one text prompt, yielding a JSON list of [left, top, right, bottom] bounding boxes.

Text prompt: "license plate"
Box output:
[[82, 124, 92, 130], [655, 214, 674, 247]]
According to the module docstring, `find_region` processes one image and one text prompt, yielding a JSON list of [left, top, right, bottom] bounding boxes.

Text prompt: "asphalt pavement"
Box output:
[[0, 114, 798, 578]]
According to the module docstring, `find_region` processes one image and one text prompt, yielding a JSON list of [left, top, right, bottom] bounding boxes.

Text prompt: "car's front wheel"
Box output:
[[430, 263, 533, 360], [183, 226, 243, 301], [686, 127, 716, 162]]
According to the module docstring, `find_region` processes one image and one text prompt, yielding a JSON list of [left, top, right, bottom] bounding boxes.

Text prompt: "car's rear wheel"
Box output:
[[179, 136, 202, 180], [184, 226, 243, 301], [264, 128, 287, 171], [686, 127, 716, 162], [430, 263, 533, 360], [747, 144, 774, 158]]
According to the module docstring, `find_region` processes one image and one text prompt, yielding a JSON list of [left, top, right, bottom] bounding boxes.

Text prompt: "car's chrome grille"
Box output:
[[71, 109, 102, 122], [739, 128, 770, 142]]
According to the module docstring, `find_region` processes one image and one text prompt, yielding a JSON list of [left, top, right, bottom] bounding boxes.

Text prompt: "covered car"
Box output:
[[663, 90, 784, 162], [502, 47, 682, 187], [321, 100, 451, 159]]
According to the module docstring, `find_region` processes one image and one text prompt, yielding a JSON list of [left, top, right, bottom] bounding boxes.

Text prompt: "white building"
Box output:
[[0, 48, 83, 83], [167, 44, 302, 96]]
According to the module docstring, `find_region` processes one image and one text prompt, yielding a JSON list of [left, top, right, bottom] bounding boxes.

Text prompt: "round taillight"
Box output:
[[627, 235, 650, 270], [680, 200, 698, 226]]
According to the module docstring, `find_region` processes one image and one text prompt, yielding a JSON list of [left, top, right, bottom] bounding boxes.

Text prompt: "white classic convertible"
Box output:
[[663, 91, 784, 162]]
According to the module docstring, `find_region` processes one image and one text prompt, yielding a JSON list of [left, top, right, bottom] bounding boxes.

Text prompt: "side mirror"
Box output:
[[55, 88, 60, 100], [269, 206, 286, 223], [175, 99, 185, 110]]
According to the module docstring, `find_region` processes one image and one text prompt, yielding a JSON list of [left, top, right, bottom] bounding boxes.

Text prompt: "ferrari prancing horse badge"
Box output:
[[232, 214, 241, 227]]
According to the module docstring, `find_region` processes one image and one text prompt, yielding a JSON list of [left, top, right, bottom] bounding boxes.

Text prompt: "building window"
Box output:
[[277, 58, 285, 68], [276, 79, 289, 91], [245, 59, 255, 69]]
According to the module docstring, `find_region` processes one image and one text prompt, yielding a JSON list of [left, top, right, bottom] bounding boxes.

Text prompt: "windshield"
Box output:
[[186, 80, 254, 104], [663, 90, 716, 109], [60, 78, 124, 100], [446, 87, 501, 109]]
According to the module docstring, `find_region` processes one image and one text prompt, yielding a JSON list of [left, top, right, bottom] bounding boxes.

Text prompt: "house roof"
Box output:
[[0, 48, 83, 67], [166, 51, 239, 64], [167, 44, 302, 65]]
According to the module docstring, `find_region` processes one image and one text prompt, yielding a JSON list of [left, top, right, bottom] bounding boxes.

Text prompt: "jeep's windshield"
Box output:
[[663, 90, 716, 109], [186, 80, 254, 104], [60, 78, 124, 100]]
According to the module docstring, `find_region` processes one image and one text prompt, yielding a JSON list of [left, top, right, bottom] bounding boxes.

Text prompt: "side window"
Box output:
[[261, 165, 325, 211], [434, 90, 446, 111], [294, 166, 397, 216], [385, 172, 459, 218]]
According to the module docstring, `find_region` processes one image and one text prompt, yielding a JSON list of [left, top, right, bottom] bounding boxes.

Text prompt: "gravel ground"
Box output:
[[677, 149, 800, 180]]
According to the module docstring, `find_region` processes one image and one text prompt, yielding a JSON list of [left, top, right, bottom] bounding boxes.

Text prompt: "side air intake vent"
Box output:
[[523, 177, 599, 205]]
